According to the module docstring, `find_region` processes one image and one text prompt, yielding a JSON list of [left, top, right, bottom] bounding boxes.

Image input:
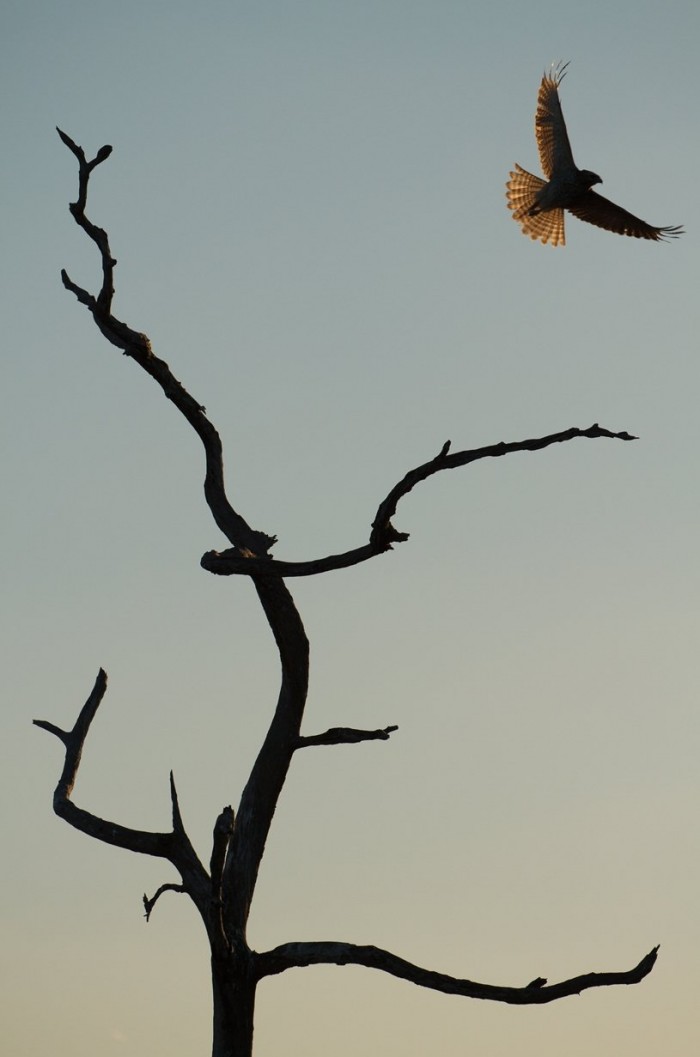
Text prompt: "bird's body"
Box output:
[[506, 63, 683, 246]]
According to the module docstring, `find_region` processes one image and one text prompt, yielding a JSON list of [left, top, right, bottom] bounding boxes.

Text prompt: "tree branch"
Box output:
[[34, 670, 210, 910], [201, 425, 637, 579], [297, 725, 398, 747], [58, 129, 274, 556], [255, 941, 659, 1003], [56, 128, 115, 312], [143, 883, 187, 922]]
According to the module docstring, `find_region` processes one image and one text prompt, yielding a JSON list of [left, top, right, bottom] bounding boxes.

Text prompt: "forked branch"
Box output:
[[34, 670, 210, 914], [255, 941, 659, 1004], [201, 425, 636, 578]]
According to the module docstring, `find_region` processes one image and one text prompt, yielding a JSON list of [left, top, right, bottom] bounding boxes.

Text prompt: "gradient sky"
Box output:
[[3, 2, 699, 1055]]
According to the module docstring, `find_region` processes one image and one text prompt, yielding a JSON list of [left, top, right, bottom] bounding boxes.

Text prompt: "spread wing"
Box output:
[[535, 61, 574, 179], [567, 190, 684, 241]]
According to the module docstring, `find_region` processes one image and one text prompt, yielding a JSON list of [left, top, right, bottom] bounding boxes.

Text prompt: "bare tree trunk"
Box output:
[[211, 953, 257, 1057]]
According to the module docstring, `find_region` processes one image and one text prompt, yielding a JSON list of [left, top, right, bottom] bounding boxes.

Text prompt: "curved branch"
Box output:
[[58, 129, 274, 556], [202, 425, 637, 578], [34, 670, 210, 907], [370, 425, 635, 542], [255, 941, 659, 1003], [143, 883, 187, 922]]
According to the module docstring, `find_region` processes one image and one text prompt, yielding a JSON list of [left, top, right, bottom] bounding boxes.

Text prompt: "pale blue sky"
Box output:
[[3, 2, 699, 1055]]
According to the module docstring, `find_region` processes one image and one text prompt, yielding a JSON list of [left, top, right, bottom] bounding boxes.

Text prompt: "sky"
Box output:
[[2, 1, 699, 1055]]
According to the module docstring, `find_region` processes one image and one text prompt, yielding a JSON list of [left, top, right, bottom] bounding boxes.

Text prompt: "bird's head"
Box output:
[[581, 169, 602, 188]]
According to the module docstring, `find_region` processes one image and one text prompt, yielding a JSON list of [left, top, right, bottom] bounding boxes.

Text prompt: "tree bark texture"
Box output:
[[211, 952, 257, 1057]]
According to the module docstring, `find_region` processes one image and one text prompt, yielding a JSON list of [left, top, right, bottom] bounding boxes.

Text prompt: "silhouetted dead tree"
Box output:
[[35, 131, 657, 1057]]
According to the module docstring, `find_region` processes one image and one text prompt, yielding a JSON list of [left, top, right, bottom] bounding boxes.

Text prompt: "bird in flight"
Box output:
[[506, 62, 683, 246]]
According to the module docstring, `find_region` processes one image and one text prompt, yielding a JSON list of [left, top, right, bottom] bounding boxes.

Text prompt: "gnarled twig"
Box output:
[[143, 883, 187, 922]]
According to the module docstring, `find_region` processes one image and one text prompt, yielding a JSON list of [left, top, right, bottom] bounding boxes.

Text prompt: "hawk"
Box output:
[[506, 63, 683, 246]]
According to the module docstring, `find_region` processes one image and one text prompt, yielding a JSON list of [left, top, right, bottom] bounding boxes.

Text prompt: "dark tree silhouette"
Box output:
[[35, 131, 658, 1057]]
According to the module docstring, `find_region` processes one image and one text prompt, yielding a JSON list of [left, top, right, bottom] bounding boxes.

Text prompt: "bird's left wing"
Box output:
[[567, 190, 684, 241], [535, 61, 574, 179]]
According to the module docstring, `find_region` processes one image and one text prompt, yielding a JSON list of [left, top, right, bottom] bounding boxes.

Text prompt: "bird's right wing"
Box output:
[[535, 61, 574, 179], [567, 189, 684, 241]]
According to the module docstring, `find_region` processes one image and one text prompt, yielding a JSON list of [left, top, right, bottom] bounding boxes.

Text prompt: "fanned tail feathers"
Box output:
[[506, 164, 565, 246]]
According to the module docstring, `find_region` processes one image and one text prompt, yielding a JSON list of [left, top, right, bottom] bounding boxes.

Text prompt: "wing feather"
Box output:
[[567, 190, 684, 241], [506, 166, 566, 246], [535, 61, 574, 179]]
